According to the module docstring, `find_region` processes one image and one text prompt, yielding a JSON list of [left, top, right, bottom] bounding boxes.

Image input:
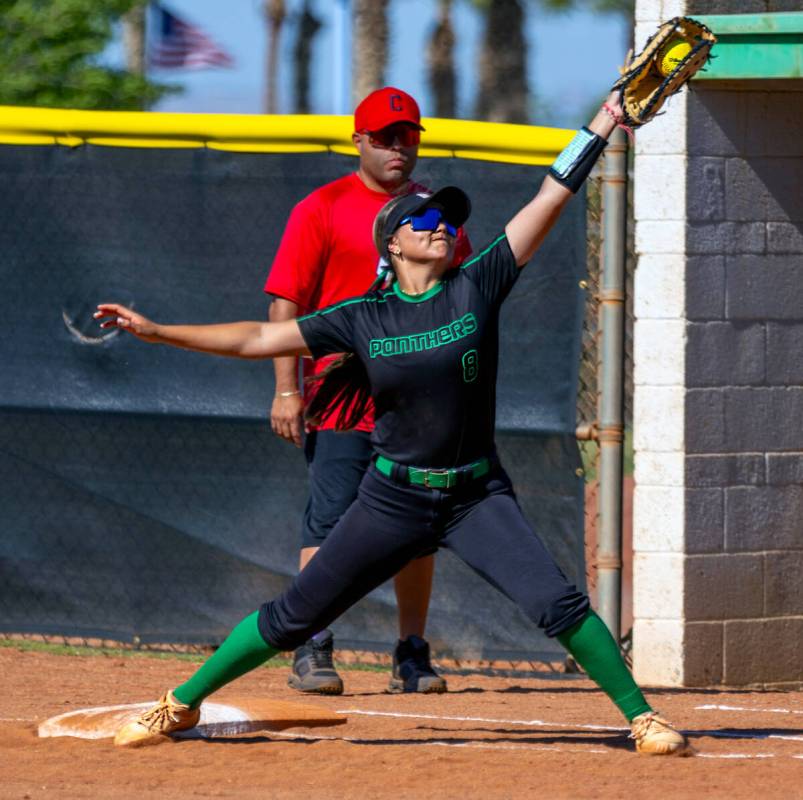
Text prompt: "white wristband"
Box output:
[[277, 390, 301, 398]]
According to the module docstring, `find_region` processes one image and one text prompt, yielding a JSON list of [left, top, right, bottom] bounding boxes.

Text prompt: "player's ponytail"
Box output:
[[303, 352, 372, 431], [304, 197, 406, 431]]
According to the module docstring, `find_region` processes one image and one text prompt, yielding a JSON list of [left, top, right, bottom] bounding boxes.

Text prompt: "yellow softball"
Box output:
[[657, 39, 692, 77]]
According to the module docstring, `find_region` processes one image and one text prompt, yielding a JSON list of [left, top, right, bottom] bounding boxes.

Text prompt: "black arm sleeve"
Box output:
[[548, 127, 607, 194]]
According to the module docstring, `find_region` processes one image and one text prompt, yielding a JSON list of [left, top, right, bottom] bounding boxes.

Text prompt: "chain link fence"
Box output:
[[0, 420, 584, 673], [0, 149, 636, 670], [0, 143, 594, 670]]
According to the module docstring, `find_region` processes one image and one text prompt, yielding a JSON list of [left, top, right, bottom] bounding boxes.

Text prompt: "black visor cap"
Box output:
[[383, 186, 471, 240]]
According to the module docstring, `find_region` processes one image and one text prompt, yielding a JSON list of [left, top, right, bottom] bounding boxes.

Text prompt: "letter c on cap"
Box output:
[[390, 94, 402, 111]]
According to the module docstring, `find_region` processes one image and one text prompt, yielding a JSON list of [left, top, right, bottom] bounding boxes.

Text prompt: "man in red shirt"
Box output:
[[265, 87, 471, 695]]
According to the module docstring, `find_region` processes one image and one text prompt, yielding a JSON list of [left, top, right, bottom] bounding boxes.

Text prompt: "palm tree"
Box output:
[[264, 0, 286, 113], [427, 0, 457, 118], [471, 0, 635, 124], [292, 0, 322, 113], [352, 0, 389, 106], [474, 0, 528, 124]]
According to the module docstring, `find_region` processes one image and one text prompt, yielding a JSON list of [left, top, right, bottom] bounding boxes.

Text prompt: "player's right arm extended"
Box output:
[[94, 303, 311, 359]]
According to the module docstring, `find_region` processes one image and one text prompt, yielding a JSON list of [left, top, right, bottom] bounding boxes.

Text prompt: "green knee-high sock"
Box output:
[[557, 610, 651, 722], [172, 611, 277, 708]]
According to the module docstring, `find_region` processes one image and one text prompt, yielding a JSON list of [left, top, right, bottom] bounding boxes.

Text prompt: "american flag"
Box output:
[[149, 4, 234, 70]]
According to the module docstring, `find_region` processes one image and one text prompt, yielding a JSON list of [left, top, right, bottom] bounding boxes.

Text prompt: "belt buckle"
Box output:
[[423, 468, 451, 489]]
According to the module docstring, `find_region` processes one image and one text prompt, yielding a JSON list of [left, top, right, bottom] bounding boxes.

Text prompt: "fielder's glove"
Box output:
[[613, 16, 716, 127]]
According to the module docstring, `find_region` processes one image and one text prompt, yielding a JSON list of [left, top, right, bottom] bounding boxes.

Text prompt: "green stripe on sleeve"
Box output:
[[459, 233, 508, 271]]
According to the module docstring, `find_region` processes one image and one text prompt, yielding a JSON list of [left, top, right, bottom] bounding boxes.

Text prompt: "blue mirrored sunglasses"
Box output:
[[399, 208, 457, 236]]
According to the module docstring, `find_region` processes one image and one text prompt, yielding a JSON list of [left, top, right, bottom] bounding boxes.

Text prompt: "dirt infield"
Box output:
[[2, 647, 802, 800]]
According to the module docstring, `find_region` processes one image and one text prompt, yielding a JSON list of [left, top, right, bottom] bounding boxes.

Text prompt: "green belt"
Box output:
[[374, 454, 492, 490]]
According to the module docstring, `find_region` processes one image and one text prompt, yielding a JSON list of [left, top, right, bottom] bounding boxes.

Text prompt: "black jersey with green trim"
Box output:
[[297, 233, 520, 467]]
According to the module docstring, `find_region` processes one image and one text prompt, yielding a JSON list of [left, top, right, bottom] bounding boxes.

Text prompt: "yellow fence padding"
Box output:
[[0, 106, 573, 165]]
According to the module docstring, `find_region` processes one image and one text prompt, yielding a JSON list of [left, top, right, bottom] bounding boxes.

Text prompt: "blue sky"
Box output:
[[116, 0, 630, 129]]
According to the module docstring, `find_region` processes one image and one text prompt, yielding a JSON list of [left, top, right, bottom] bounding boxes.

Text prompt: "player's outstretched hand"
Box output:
[[94, 303, 160, 342]]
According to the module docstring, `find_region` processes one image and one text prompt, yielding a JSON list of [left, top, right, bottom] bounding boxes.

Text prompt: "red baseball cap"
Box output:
[[354, 87, 424, 133]]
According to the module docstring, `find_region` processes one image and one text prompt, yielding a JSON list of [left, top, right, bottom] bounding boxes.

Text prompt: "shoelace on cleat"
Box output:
[[629, 711, 674, 741], [138, 698, 183, 732]]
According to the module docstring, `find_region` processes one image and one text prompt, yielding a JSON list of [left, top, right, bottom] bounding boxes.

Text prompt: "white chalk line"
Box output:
[[260, 729, 799, 761], [334, 708, 803, 756], [698, 730, 803, 743], [696, 704, 803, 716], [697, 753, 776, 760], [0, 717, 35, 722], [262, 729, 609, 754], [336, 708, 626, 732]]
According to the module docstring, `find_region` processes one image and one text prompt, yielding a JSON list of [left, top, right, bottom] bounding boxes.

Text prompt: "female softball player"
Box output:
[[96, 87, 688, 756]]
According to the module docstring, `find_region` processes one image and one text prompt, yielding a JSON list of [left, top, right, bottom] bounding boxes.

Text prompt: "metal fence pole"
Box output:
[[596, 127, 628, 641]]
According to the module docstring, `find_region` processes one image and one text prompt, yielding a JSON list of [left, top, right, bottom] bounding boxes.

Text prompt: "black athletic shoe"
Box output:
[[288, 630, 344, 695], [388, 635, 447, 694]]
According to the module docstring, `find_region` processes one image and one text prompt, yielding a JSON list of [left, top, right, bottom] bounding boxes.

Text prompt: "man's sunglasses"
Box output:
[[399, 208, 457, 236], [361, 125, 421, 148]]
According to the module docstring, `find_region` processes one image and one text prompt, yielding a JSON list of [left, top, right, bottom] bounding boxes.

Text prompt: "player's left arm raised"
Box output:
[[506, 17, 715, 267], [504, 89, 621, 267], [94, 303, 311, 359]]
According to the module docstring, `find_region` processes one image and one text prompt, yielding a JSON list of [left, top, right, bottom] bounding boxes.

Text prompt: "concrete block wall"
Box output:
[[683, 82, 803, 687], [632, 0, 803, 687]]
